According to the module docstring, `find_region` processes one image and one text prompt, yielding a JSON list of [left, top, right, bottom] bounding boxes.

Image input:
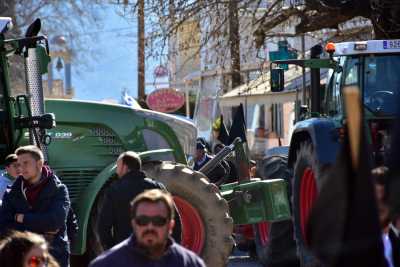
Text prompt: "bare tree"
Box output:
[[1, 0, 105, 86], [254, 0, 400, 48]]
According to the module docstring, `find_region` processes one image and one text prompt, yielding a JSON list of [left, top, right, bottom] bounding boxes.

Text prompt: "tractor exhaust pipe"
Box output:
[[24, 47, 49, 161]]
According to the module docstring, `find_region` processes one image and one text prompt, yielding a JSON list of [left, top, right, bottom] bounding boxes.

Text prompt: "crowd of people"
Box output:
[[0, 146, 205, 267], [1, 139, 398, 267]]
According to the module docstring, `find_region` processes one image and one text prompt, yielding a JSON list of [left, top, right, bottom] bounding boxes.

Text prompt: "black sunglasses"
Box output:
[[134, 215, 168, 227]]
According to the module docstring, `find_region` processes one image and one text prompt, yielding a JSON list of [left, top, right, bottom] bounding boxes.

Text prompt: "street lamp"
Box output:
[[49, 35, 73, 97]]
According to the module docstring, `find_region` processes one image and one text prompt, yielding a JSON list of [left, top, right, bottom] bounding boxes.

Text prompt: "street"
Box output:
[[228, 249, 262, 267], [228, 256, 262, 267]]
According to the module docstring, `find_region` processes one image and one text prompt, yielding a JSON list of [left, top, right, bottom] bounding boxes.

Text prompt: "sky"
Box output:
[[53, 4, 163, 102]]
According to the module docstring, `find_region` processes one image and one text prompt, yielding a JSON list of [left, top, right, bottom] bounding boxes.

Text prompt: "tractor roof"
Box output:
[[333, 40, 400, 56]]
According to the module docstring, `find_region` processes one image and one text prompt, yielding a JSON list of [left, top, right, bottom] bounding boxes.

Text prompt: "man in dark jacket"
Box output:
[[90, 189, 205, 267], [0, 145, 70, 267], [98, 151, 165, 250]]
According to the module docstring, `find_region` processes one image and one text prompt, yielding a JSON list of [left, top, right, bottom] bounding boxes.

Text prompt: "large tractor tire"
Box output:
[[254, 156, 299, 267], [143, 161, 235, 267], [292, 143, 328, 267]]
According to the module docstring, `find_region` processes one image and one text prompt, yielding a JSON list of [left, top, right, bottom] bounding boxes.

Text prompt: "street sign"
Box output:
[[269, 40, 298, 70]]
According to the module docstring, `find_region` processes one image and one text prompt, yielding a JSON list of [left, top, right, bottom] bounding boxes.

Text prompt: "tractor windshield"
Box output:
[[364, 54, 400, 116]]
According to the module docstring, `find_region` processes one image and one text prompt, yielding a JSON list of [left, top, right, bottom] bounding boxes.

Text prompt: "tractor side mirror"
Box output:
[[270, 68, 284, 92]]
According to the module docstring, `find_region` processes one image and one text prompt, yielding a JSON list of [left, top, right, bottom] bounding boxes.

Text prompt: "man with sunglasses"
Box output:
[[90, 189, 206, 267]]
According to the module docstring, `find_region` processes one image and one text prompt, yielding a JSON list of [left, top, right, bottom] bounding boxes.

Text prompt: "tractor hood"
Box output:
[[44, 99, 196, 163]]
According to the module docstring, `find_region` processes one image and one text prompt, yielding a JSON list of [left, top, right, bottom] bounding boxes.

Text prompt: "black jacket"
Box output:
[[0, 167, 70, 267], [389, 226, 400, 267], [98, 170, 165, 249], [89, 235, 206, 267]]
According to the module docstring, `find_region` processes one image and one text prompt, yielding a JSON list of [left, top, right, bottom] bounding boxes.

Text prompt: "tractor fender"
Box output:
[[70, 162, 117, 255], [288, 118, 340, 167]]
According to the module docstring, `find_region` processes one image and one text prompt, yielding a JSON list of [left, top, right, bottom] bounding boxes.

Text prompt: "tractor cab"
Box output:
[[0, 18, 14, 161], [325, 40, 400, 164], [0, 17, 54, 166]]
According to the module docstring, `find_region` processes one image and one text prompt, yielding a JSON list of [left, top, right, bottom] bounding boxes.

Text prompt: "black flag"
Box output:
[[228, 103, 247, 144]]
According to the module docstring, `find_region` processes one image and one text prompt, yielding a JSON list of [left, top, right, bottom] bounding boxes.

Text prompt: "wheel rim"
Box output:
[[257, 222, 270, 246], [299, 167, 318, 244], [173, 196, 205, 254]]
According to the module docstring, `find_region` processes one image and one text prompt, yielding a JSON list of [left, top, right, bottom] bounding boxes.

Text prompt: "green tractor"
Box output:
[[0, 18, 234, 267], [1, 18, 293, 267]]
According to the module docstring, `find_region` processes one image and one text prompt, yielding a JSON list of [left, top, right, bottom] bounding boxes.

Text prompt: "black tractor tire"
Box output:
[[85, 179, 114, 263], [292, 143, 327, 267], [253, 156, 299, 267], [143, 161, 235, 267]]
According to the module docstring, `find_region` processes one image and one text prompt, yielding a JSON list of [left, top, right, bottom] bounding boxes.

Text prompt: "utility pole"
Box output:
[[228, 0, 241, 91], [138, 0, 145, 102]]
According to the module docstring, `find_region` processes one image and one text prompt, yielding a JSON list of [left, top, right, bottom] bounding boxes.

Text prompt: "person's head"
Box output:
[[15, 146, 44, 184], [116, 151, 142, 178], [372, 166, 389, 203], [195, 141, 206, 161], [0, 231, 59, 267], [4, 154, 20, 179], [130, 189, 175, 258], [372, 166, 390, 227]]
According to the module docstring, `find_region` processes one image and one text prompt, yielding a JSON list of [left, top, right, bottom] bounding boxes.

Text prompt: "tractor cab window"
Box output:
[[325, 58, 343, 117], [363, 55, 400, 115], [343, 56, 359, 86], [142, 129, 175, 161]]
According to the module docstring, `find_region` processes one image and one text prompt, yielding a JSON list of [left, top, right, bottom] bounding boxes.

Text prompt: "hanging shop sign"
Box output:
[[146, 88, 185, 113]]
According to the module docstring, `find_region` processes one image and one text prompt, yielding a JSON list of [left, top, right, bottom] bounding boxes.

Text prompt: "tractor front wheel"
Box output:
[[292, 143, 326, 267]]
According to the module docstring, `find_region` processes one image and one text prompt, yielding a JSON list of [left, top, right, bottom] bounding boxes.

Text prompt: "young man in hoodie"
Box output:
[[0, 145, 71, 267]]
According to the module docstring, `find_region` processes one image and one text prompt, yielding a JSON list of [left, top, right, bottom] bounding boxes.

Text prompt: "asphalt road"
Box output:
[[228, 256, 263, 267], [228, 249, 263, 267]]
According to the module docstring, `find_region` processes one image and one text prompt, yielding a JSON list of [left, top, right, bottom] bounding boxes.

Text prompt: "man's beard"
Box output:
[[137, 230, 169, 259]]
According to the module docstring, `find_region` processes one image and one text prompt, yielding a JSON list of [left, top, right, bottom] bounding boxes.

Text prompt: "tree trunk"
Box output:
[[228, 0, 241, 91], [138, 0, 146, 102]]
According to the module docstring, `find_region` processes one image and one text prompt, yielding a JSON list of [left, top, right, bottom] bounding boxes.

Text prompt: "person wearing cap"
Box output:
[[194, 141, 228, 184], [0, 154, 20, 201]]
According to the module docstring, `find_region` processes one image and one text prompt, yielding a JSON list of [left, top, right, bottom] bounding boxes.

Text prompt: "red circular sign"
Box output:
[[146, 88, 185, 113]]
